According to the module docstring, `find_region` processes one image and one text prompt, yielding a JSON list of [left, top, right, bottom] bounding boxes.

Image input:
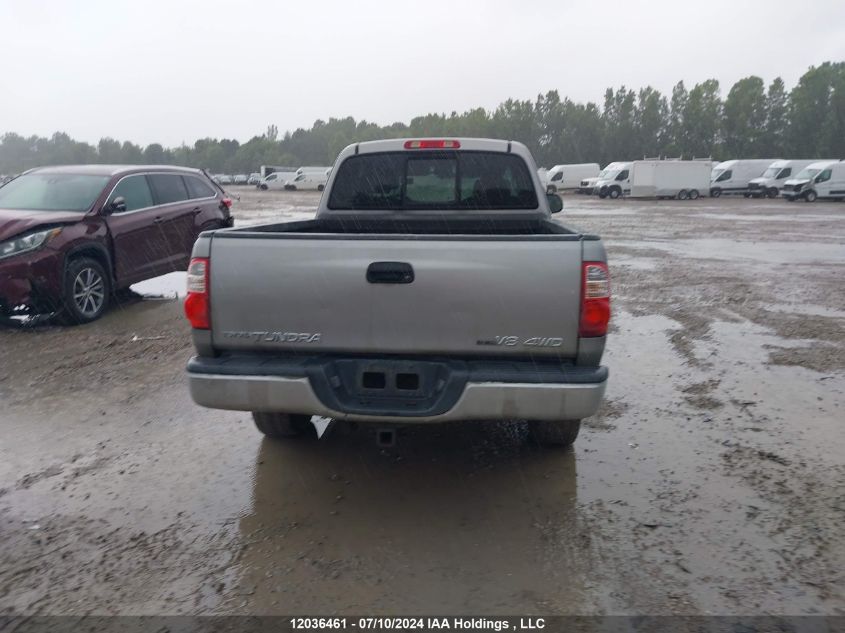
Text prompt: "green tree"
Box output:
[[602, 86, 637, 161], [683, 79, 721, 158], [143, 143, 167, 163], [665, 81, 688, 156], [762, 77, 789, 156], [788, 62, 845, 157], [635, 86, 668, 158], [97, 138, 122, 163], [819, 65, 845, 157], [722, 76, 767, 157]]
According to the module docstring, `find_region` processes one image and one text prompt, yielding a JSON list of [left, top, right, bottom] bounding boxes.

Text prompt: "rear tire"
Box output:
[[678, 189, 689, 200], [804, 190, 817, 202], [252, 412, 315, 439], [529, 420, 581, 447], [688, 189, 700, 200], [711, 187, 722, 198]]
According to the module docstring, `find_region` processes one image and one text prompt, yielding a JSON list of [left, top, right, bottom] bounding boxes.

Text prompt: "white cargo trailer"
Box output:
[[628, 160, 711, 199], [545, 163, 601, 193], [710, 159, 779, 197], [295, 166, 333, 175]]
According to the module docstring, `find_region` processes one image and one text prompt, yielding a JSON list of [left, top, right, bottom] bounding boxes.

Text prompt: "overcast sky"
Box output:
[[2, 0, 843, 147]]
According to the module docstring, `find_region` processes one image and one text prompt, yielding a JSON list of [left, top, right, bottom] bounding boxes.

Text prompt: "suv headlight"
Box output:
[[0, 227, 62, 260]]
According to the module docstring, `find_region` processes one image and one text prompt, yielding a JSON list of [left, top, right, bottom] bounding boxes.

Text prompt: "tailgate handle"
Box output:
[[367, 261, 414, 284]]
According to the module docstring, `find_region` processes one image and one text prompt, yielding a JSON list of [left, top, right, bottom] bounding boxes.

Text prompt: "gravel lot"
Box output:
[[1, 188, 843, 616]]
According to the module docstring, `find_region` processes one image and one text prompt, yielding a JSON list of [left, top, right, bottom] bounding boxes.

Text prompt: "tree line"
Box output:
[[1, 61, 843, 175]]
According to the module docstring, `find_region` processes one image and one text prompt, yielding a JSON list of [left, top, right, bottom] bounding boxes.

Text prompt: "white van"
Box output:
[[594, 162, 633, 199], [577, 177, 599, 194], [747, 160, 829, 198], [537, 167, 549, 186], [545, 163, 600, 193], [258, 171, 297, 190], [284, 171, 329, 191], [782, 160, 845, 202], [710, 159, 779, 197], [628, 160, 711, 199]]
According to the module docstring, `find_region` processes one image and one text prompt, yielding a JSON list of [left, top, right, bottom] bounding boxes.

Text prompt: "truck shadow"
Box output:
[[227, 421, 592, 612]]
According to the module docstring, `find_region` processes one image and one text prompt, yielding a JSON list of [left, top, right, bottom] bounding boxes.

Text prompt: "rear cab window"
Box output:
[[327, 151, 538, 211], [149, 174, 189, 204]]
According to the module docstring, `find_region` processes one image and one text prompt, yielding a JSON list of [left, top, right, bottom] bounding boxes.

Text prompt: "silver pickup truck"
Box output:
[[185, 138, 609, 446]]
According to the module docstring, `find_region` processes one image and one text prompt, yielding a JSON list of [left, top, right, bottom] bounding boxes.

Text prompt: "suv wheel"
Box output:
[[62, 257, 110, 324], [252, 412, 315, 439], [529, 420, 581, 447]]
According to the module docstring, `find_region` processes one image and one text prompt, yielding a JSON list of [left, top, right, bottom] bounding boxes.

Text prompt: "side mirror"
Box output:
[[547, 193, 563, 214], [105, 197, 126, 215]]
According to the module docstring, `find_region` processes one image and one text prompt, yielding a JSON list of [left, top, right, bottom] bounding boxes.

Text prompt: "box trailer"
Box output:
[[545, 163, 601, 193], [628, 160, 712, 199], [710, 159, 779, 197]]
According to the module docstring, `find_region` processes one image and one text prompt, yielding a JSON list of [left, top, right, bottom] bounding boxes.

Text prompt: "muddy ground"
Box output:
[[1, 189, 843, 616]]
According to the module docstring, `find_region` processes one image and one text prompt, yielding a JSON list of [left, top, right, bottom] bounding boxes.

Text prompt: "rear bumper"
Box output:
[[187, 355, 608, 423]]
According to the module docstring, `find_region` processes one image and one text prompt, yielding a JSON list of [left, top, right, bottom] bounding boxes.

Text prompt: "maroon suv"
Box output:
[[0, 165, 233, 323]]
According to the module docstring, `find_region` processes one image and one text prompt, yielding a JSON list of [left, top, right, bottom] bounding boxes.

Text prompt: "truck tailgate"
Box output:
[[208, 234, 583, 359]]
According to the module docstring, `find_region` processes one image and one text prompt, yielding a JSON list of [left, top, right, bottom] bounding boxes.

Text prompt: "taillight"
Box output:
[[404, 139, 461, 149], [579, 262, 610, 337], [184, 257, 210, 329], [221, 197, 233, 209]]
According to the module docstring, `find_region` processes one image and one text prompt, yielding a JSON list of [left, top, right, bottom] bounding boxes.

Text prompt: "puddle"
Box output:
[[699, 212, 845, 223], [608, 255, 659, 271], [764, 302, 845, 319], [607, 238, 845, 265]]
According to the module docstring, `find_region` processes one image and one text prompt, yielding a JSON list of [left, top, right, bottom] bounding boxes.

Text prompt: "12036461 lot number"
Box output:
[[291, 618, 431, 629]]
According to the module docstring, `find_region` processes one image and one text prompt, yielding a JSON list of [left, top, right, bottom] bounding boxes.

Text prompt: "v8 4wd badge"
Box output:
[[476, 336, 563, 347]]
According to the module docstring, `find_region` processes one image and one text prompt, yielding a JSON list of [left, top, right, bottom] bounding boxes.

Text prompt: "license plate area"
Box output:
[[307, 357, 468, 417]]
